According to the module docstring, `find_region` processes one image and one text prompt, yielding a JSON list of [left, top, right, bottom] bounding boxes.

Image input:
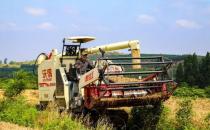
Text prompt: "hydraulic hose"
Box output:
[[33, 53, 48, 75]]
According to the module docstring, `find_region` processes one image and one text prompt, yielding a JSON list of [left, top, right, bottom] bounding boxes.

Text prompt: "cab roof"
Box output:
[[66, 36, 95, 43]]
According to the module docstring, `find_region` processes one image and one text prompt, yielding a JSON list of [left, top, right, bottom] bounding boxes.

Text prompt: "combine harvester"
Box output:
[[36, 36, 177, 128]]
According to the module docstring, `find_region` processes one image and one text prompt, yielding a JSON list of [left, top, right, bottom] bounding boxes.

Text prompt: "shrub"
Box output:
[[3, 70, 37, 97], [179, 82, 190, 88], [205, 86, 210, 98], [205, 113, 210, 121], [42, 115, 87, 130], [0, 70, 37, 90], [0, 78, 13, 89], [13, 70, 37, 89], [36, 106, 88, 130], [0, 97, 38, 127], [37, 107, 112, 130], [128, 102, 163, 130], [205, 113, 210, 128], [157, 107, 175, 130], [176, 99, 193, 130], [204, 113, 210, 130], [4, 80, 25, 97], [95, 117, 113, 130], [174, 87, 206, 98]]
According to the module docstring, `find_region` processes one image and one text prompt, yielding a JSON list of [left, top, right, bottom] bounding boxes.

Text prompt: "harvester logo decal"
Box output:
[[85, 72, 93, 82], [39, 68, 55, 87], [42, 69, 52, 82]]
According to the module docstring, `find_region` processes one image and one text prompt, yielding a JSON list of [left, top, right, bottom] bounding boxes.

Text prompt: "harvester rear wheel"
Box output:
[[104, 109, 128, 130]]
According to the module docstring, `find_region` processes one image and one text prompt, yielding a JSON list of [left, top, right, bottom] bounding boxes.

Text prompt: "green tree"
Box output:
[[199, 52, 210, 87], [9, 61, 16, 64], [4, 58, 8, 64], [176, 63, 184, 84], [192, 53, 199, 85], [0, 60, 2, 64], [183, 53, 199, 86], [183, 55, 194, 86]]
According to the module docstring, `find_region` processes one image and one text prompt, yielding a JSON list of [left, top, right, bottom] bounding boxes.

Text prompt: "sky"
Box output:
[[0, 0, 210, 61]]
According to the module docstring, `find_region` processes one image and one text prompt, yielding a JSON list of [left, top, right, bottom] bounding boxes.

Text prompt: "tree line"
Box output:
[[176, 52, 210, 88], [0, 58, 8, 64], [0, 58, 18, 65]]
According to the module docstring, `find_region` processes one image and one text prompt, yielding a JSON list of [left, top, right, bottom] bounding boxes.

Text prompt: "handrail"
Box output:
[[108, 61, 173, 65], [108, 80, 173, 85], [100, 86, 162, 91], [104, 70, 164, 76], [99, 56, 164, 60]]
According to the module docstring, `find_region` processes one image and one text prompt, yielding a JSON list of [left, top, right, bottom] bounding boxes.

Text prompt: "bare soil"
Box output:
[[0, 122, 33, 130]]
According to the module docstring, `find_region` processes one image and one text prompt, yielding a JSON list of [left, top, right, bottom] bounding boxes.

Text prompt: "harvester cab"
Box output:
[[36, 36, 177, 113], [61, 36, 95, 68]]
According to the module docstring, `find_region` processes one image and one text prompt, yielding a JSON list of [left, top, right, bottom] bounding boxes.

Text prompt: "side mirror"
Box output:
[[99, 48, 105, 57]]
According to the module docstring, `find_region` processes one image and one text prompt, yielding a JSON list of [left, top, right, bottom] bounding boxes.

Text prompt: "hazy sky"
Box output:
[[0, 0, 210, 61]]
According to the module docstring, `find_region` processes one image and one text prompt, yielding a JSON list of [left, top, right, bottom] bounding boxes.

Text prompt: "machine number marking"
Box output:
[[85, 72, 93, 82], [42, 69, 52, 81], [39, 83, 56, 87]]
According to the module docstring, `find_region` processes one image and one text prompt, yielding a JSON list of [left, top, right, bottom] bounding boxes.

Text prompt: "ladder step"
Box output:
[[55, 96, 65, 99]]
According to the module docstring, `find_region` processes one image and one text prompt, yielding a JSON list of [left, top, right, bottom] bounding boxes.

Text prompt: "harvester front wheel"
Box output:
[[36, 101, 48, 111]]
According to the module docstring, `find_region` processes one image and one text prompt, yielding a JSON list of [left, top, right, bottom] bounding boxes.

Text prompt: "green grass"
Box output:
[[0, 96, 209, 130], [175, 99, 193, 130], [0, 97, 85, 129], [0, 97, 112, 130], [157, 106, 176, 130], [37, 110, 88, 130], [0, 97, 38, 127]]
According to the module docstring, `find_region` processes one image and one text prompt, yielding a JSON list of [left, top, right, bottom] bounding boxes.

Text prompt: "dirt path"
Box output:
[[0, 122, 33, 130]]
